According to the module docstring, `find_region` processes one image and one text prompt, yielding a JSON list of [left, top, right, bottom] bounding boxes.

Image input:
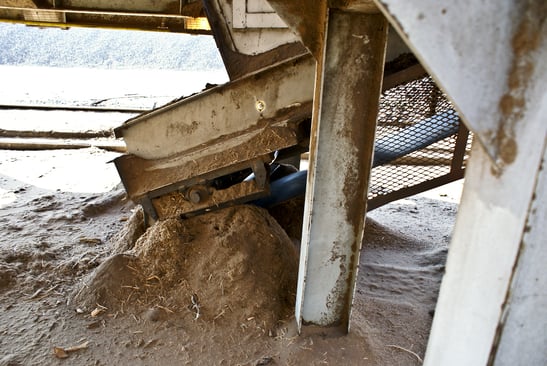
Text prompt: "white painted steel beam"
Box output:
[[424, 83, 546, 365], [368, 0, 547, 364], [492, 141, 547, 365], [232, 0, 287, 29], [373, 0, 545, 171], [211, 0, 300, 56], [296, 10, 388, 330]]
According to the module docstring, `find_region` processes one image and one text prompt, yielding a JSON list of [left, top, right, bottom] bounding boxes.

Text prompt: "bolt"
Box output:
[[188, 189, 202, 204], [255, 100, 266, 113]]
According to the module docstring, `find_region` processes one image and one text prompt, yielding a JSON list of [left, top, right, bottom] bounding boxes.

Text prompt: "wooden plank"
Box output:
[[381, 63, 426, 91]]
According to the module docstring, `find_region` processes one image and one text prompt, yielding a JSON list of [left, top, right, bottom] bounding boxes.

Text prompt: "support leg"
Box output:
[[295, 11, 388, 330], [423, 30, 547, 366]]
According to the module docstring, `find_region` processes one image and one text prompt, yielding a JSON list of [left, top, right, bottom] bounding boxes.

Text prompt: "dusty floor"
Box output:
[[0, 146, 461, 365]]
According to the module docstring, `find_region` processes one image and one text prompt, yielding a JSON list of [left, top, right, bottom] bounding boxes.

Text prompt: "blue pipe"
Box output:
[[252, 113, 460, 208], [373, 112, 459, 166]]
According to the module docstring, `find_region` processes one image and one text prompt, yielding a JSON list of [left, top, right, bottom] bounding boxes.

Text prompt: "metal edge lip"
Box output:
[[113, 53, 313, 138]]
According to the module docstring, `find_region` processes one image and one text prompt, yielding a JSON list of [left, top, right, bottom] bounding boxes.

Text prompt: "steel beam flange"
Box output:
[[296, 10, 388, 331]]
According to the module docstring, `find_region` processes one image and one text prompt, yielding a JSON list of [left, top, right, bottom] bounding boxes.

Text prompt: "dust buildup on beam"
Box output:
[[73, 205, 299, 331]]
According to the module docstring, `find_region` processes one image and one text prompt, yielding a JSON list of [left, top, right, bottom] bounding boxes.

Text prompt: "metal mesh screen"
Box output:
[[368, 75, 469, 208]]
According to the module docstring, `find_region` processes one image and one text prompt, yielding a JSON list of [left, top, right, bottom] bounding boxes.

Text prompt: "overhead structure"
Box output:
[[0, 0, 211, 33]]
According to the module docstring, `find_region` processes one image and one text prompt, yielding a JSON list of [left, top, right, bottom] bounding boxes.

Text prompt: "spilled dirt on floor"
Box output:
[[0, 148, 459, 365]]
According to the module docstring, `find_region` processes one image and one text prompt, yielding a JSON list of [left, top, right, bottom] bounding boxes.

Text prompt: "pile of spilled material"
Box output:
[[73, 205, 299, 333]]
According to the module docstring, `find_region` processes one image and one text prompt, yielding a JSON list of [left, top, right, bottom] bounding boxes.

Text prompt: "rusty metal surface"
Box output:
[[329, 0, 379, 13], [381, 63, 426, 91], [202, 0, 307, 79], [264, 1, 380, 59], [114, 113, 307, 201], [296, 10, 388, 330], [113, 53, 313, 221], [264, 0, 327, 59], [373, 0, 546, 172], [119, 153, 273, 221], [151, 164, 269, 219], [0, 0, 210, 33]]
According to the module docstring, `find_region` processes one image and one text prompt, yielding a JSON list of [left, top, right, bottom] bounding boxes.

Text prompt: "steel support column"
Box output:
[[423, 46, 547, 365], [366, 1, 547, 362], [492, 140, 547, 365], [296, 10, 388, 330]]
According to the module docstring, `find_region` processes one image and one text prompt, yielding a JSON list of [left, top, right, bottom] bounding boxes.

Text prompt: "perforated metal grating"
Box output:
[[368, 75, 470, 209]]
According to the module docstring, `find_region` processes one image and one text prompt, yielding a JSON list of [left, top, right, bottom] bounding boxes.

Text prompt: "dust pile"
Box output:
[[74, 204, 299, 333]]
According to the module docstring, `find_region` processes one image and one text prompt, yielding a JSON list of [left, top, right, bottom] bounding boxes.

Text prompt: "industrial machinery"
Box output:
[[0, 0, 469, 223], [111, 0, 469, 224]]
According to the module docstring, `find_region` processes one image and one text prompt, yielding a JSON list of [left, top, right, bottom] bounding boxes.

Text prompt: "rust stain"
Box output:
[[322, 256, 349, 326], [266, 0, 327, 60], [495, 129, 518, 167], [495, 1, 546, 168], [166, 120, 199, 137], [499, 94, 525, 117]]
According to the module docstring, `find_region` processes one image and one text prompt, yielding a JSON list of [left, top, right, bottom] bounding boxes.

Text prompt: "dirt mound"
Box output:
[[110, 206, 146, 255], [267, 197, 305, 243], [72, 253, 144, 311], [73, 204, 299, 333]]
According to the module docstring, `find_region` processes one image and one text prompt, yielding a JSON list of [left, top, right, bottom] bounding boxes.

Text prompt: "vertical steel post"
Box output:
[[491, 141, 547, 366], [295, 10, 388, 330]]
